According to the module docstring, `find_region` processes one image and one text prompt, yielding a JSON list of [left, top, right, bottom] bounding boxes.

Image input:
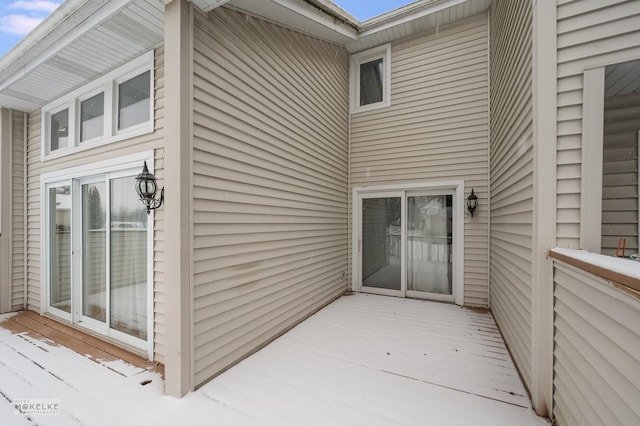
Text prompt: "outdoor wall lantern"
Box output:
[[467, 188, 478, 218], [135, 161, 164, 214]]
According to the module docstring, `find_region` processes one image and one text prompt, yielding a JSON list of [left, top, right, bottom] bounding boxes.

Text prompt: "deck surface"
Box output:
[[0, 294, 549, 425]]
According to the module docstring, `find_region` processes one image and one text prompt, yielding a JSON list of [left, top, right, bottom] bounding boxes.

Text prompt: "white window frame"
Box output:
[[350, 44, 391, 113], [41, 51, 154, 161], [77, 86, 109, 145], [581, 60, 640, 254], [352, 180, 465, 305], [41, 151, 155, 359]]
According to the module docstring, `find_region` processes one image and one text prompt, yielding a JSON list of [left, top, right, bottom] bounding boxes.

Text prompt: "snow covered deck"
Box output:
[[0, 294, 548, 425]]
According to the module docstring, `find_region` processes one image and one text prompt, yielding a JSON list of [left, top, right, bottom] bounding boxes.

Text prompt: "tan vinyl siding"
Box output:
[[601, 92, 639, 256], [556, 0, 640, 248], [191, 8, 349, 387], [24, 47, 166, 362], [553, 260, 640, 426], [489, 1, 533, 390], [11, 111, 25, 311], [350, 14, 490, 306]]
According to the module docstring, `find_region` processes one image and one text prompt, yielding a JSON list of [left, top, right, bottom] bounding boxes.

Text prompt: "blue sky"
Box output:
[[0, 0, 414, 58], [0, 1, 61, 57], [333, 0, 414, 21]]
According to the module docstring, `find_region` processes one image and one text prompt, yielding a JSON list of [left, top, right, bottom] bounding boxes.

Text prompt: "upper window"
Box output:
[[42, 51, 154, 159], [350, 44, 391, 113]]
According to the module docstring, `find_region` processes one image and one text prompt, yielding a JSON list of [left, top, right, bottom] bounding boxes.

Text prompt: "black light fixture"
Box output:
[[467, 188, 478, 218], [135, 161, 164, 214]]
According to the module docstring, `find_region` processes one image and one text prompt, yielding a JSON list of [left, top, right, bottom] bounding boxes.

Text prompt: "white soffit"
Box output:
[[226, 0, 358, 45], [348, 0, 491, 52], [0, 0, 164, 112]]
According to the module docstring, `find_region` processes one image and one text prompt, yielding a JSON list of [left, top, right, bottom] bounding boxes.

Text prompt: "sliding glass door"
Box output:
[[46, 167, 150, 349], [361, 194, 402, 294], [357, 188, 457, 302]]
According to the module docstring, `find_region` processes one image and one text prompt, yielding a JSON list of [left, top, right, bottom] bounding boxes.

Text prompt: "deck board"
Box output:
[[0, 295, 548, 425]]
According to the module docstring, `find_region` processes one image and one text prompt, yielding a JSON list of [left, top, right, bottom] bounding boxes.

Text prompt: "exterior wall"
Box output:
[[601, 92, 639, 256], [191, 8, 349, 387], [24, 47, 167, 362], [350, 13, 490, 307], [553, 260, 640, 426], [11, 111, 25, 311], [489, 0, 534, 390], [556, 0, 640, 248]]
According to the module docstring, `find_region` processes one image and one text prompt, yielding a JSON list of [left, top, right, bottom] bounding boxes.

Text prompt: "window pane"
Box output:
[[80, 93, 104, 142], [118, 71, 151, 130], [360, 58, 384, 106], [362, 197, 401, 290], [50, 186, 71, 313], [50, 108, 69, 151], [82, 182, 107, 322], [407, 195, 453, 294], [110, 176, 148, 340]]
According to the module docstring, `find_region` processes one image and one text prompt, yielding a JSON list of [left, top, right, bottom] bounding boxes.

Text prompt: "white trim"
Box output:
[[359, 0, 466, 35], [350, 44, 391, 113], [41, 51, 154, 161], [531, 0, 557, 416], [352, 180, 465, 305], [41, 151, 155, 358], [580, 67, 605, 252]]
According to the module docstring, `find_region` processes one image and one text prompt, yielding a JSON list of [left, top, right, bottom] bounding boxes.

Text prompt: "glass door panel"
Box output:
[[82, 181, 107, 322], [362, 196, 401, 291], [407, 194, 453, 295], [110, 176, 148, 340], [49, 185, 72, 313]]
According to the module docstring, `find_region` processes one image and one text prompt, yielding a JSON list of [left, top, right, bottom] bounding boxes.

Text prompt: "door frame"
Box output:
[[352, 180, 465, 305], [41, 151, 155, 359]]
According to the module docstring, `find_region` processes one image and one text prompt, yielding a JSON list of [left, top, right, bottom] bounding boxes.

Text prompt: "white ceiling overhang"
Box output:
[[0, 0, 164, 112]]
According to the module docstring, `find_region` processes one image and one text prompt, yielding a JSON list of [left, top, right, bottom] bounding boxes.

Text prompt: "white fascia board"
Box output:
[[358, 0, 468, 37], [0, 0, 86, 71], [271, 0, 358, 40], [0, 0, 135, 94]]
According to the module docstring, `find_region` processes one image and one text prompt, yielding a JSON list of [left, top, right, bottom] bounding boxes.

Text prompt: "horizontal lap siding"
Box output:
[[557, 0, 640, 248], [553, 261, 640, 426], [350, 14, 490, 307], [192, 8, 349, 387], [12, 111, 25, 310], [25, 48, 166, 362], [601, 92, 639, 256], [489, 1, 533, 390]]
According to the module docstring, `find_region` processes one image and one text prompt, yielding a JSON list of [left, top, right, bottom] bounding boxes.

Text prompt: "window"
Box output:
[[50, 107, 69, 151], [42, 51, 154, 159], [350, 44, 391, 113], [80, 92, 104, 142], [117, 70, 151, 131], [581, 58, 640, 257], [42, 153, 154, 354]]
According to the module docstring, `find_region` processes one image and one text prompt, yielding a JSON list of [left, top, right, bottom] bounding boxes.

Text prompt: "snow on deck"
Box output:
[[0, 294, 549, 425]]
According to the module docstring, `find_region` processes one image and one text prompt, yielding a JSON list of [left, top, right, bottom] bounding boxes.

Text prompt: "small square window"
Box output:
[[80, 92, 104, 142], [350, 44, 391, 113], [50, 108, 69, 151], [118, 70, 151, 131]]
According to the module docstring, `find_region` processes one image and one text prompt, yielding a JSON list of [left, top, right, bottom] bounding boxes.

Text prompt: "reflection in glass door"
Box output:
[[362, 196, 402, 292], [407, 194, 452, 296], [82, 181, 107, 322]]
